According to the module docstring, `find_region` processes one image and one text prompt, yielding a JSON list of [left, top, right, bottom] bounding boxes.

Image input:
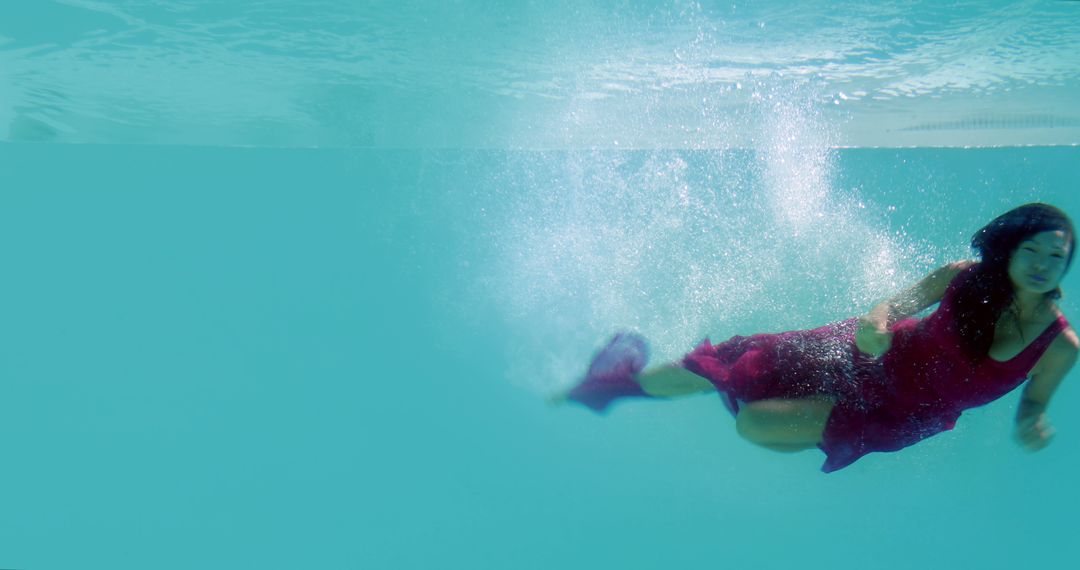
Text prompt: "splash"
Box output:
[[751, 86, 921, 314], [484, 82, 930, 394]]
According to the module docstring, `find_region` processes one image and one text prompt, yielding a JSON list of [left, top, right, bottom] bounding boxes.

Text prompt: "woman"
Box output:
[[557, 203, 1079, 472]]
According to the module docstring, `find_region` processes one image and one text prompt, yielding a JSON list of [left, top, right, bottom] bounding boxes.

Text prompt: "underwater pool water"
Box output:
[[2, 2, 1080, 570]]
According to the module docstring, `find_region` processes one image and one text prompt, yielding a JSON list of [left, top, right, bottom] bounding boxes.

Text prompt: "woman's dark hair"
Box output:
[[952, 203, 1075, 361]]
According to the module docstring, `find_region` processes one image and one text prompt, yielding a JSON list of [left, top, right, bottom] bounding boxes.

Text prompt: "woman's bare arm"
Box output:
[[865, 260, 976, 326], [1016, 329, 1080, 451], [856, 260, 975, 356]]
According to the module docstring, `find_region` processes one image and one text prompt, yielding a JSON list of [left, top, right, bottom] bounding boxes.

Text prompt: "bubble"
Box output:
[[481, 80, 925, 395]]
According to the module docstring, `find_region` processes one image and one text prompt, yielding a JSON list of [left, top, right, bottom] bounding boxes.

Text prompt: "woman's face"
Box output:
[[1008, 230, 1072, 295]]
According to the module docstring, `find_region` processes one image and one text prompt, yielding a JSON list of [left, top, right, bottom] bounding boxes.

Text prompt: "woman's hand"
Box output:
[[1015, 412, 1056, 452], [855, 315, 893, 357]]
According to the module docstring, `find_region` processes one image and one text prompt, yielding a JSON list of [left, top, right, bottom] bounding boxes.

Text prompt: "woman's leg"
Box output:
[[734, 397, 835, 452], [609, 368, 834, 452], [550, 364, 713, 405], [636, 365, 716, 397]]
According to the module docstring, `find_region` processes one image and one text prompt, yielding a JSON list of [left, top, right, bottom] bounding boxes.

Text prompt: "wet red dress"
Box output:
[[683, 268, 1069, 472]]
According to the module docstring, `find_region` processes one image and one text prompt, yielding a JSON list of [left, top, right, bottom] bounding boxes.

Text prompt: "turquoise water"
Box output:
[[3, 0, 1080, 147], [3, 2, 1080, 570], [2, 144, 1078, 569]]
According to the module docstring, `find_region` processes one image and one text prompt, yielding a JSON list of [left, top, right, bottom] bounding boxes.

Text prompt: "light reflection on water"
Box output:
[[1, 0, 1079, 147]]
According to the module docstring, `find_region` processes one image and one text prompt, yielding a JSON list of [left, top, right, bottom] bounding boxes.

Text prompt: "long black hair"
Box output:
[[952, 203, 1075, 361]]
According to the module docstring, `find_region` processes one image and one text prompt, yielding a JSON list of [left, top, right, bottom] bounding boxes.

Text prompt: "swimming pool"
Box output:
[[2, 2, 1079, 569]]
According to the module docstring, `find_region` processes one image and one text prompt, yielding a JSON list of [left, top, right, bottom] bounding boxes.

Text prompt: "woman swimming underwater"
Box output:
[[555, 203, 1079, 472]]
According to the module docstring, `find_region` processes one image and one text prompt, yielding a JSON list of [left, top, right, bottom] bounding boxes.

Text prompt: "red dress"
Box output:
[[683, 268, 1069, 472]]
